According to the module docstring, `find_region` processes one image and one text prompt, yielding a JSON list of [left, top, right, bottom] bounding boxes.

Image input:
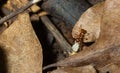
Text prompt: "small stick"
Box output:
[[41, 16, 73, 54], [0, 0, 41, 25], [38, 11, 48, 16], [43, 63, 57, 70]]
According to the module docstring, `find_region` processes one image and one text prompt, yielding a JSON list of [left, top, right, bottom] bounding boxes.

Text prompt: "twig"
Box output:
[[38, 11, 48, 16], [43, 63, 57, 70], [41, 16, 73, 54], [0, 0, 41, 25]]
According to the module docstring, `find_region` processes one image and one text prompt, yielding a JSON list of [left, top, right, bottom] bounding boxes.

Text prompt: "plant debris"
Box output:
[[0, 0, 120, 73]]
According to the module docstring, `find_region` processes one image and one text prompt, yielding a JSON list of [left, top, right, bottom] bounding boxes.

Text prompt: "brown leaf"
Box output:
[[67, 0, 120, 70], [72, 2, 104, 43], [99, 63, 120, 73], [43, 45, 120, 70], [0, 13, 43, 73], [49, 65, 96, 73], [44, 0, 120, 70]]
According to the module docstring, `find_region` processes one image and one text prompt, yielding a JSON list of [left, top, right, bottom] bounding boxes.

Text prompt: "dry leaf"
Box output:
[[49, 65, 96, 73], [0, 13, 43, 73], [72, 2, 104, 43], [99, 63, 120, 73], [43, 45, 120, 70], [44, 0, 120, 71]]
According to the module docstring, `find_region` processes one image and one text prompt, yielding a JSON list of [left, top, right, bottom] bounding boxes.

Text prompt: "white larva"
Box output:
[[72, 41, 80, 52]]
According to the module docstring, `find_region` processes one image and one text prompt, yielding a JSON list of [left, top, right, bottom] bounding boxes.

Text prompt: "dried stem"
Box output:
[[41, 16, 73, 54], [0, 0, 41, 25]]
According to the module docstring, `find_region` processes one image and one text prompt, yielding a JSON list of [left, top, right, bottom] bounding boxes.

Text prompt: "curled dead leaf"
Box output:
[[72, 2, 104, 43]]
